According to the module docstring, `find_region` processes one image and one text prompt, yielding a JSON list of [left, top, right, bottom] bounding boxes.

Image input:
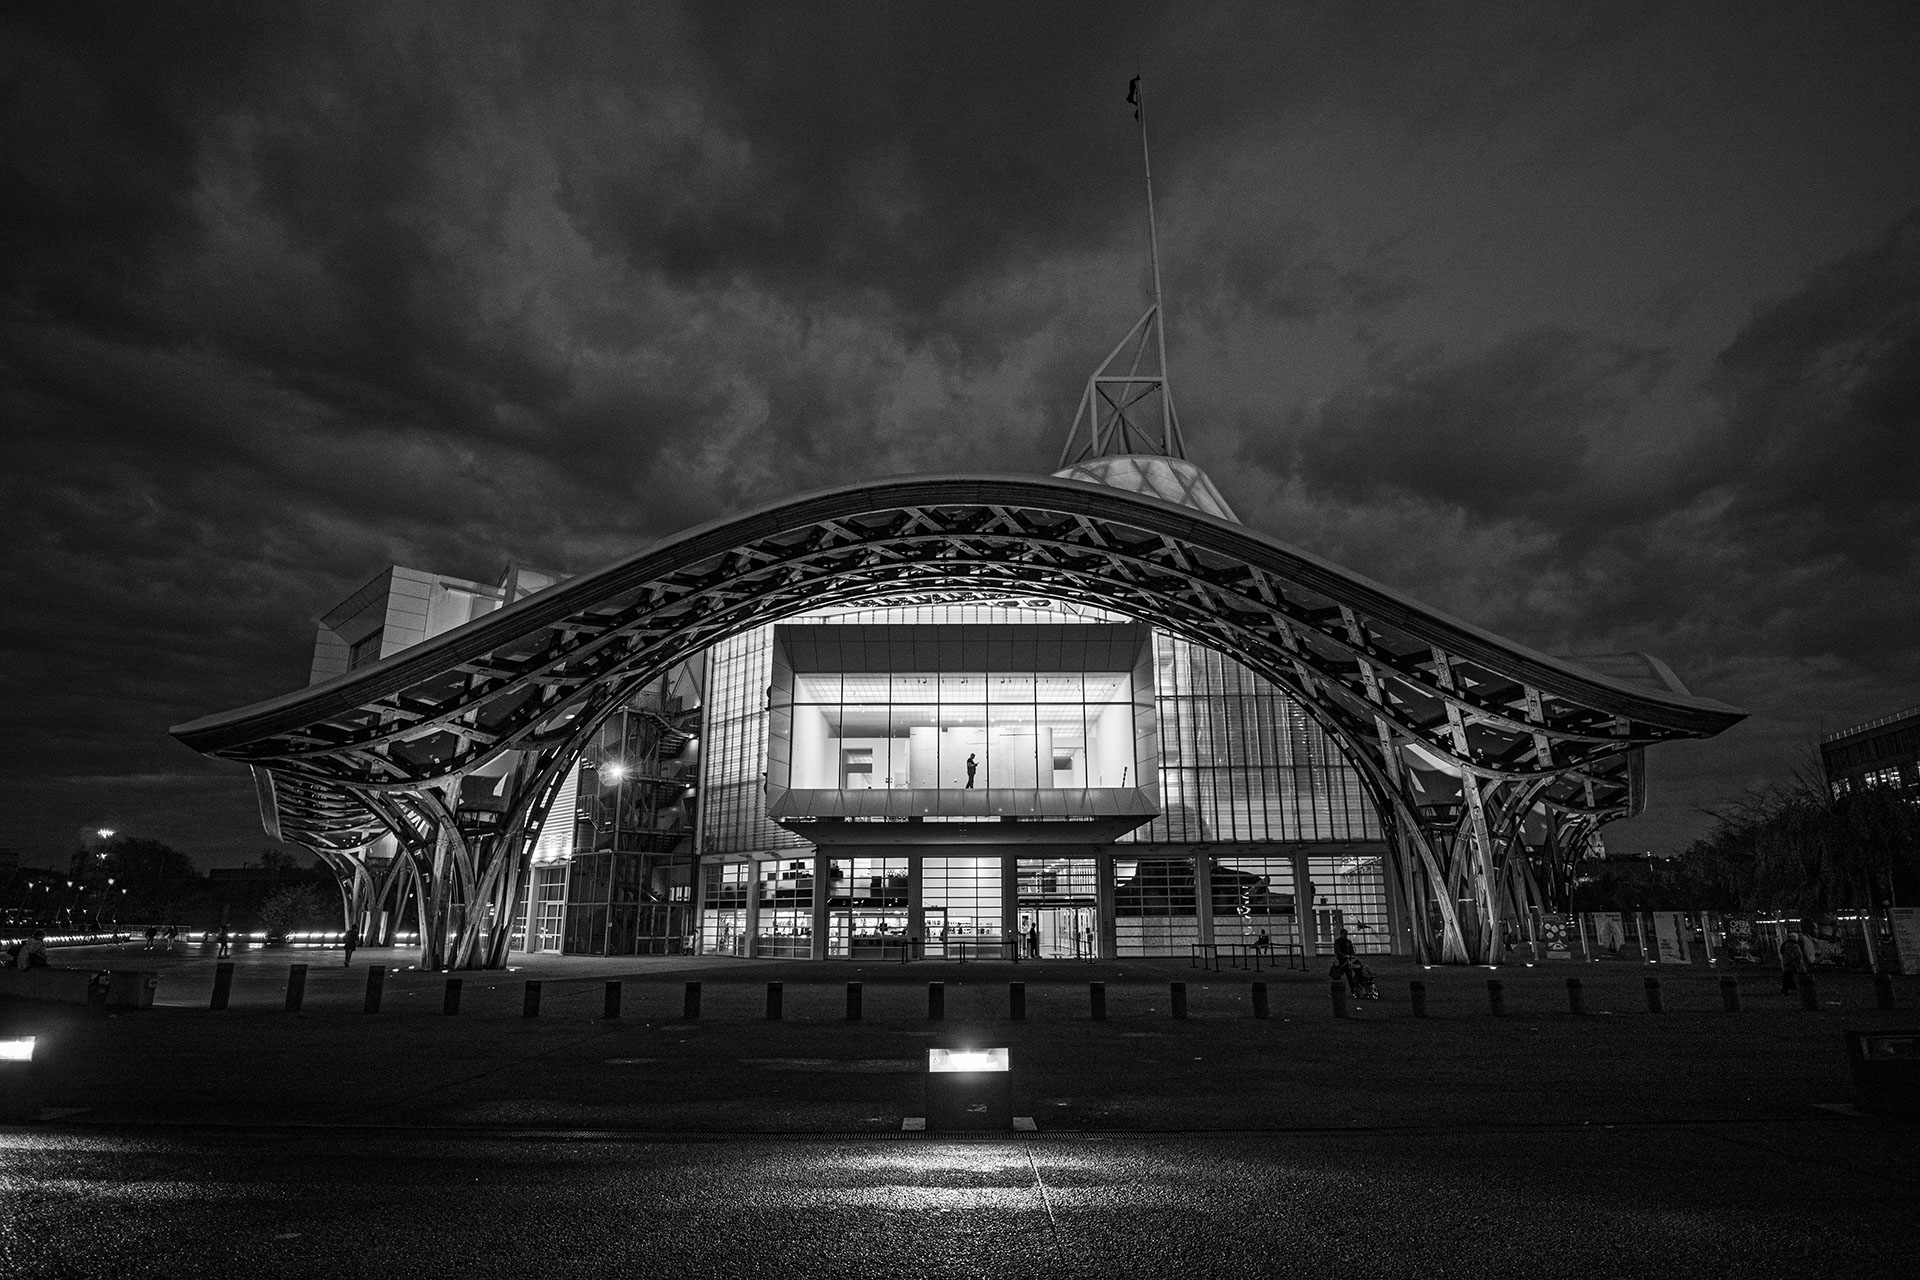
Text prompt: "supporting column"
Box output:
[[742, 857, 762, 959], [1096, 852, 1118, 959], [1292, 854, 1318, 960], [1002, 854, 1020, 960], [811, 851, 831, 961], [1193, 855, 1216, 948], [1382, 849, 1411, 957], [906, 853, 925, 960], [689, 854, 708, 955]]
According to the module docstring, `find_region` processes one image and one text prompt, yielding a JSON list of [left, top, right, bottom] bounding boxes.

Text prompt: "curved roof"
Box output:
[[173, 472, 1743, 849]]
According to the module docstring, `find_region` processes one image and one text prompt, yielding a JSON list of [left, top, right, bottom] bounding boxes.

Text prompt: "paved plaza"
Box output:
[[3, 946, 1915, 1276]]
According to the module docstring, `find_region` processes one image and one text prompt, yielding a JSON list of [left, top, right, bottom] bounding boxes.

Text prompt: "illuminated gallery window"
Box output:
[[786, 670, 1137, 793]]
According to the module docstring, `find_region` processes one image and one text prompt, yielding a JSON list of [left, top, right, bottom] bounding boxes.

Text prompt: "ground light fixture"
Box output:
[[922, 1047, 1016, 1131], [0, 1036, 38, 1122], [927, 1048, 1009, 1074]]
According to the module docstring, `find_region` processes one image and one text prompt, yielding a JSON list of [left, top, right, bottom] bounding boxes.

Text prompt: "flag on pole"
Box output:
[[1128, 76, 1140, 120]]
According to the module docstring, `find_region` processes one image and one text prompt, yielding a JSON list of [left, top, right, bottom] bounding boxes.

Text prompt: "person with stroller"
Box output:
[[1331, 928, 1379, 999]]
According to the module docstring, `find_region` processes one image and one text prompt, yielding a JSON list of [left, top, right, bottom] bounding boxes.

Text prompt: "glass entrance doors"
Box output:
[[1015, 856, 1098, 958], [1013, 905, 1096, 959]]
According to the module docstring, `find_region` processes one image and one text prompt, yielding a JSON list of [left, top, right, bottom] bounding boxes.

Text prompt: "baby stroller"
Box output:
[[1332, 956, 1380, 1000]]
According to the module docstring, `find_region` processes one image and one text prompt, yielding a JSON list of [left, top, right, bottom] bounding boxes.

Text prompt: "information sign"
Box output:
[[1890, 908, 1920, 976]]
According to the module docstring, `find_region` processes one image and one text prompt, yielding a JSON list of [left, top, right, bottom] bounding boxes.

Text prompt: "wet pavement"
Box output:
[[2, 1122, 1914, 1278], [4, 946, 1915, 1275]]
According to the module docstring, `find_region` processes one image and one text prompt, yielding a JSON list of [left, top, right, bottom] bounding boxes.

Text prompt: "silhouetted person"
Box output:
[[965, 753, 977, 788], [1027, 922, 1040, 958], [342, 925, 358, 967], [1333, 928, 1357, 993], [24, 930, 50, 968], [215, 927, 232, 958], [143, 925, 157, 951], [1780, 930, 1807, 993]]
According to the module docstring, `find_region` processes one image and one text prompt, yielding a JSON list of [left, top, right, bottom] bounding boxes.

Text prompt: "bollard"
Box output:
[[523, 980, 542, 1018], [1409, 979, 1427, 1018], [363, 965, 385, 1014], [1565, 977, 1585, 1016], [1875, 972, 1897, 1011], [210, 961, 235, 1011], [1009, 981, 1026, 1022], [766, 981, 784, 1021], [1170, 982, 1188, 1020], [1720, 976, 1741, 1012], [1089, 981, 1107, 1021], [284, 963, 308, 1014], [1251, 981, 1270, 1020], [1797, 972, 1819, 1012], [1644, 976, 1664, 1014], [1330, 977, 1351, 1019], [1487, 978, 1506, 1017], [927, 981, 945, 1021], [443, 978, 463, 1015], [603, 980, 622, 1020], [846, 982, 863, 1022], [683, 981, 702, 1020]]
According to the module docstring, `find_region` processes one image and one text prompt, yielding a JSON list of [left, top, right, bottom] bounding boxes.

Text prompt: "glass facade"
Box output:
[[1210, 855, 1299, 954], [1113, 856, 1201, 954], [699, 861, 750, 957], [1141, 633, 1380, 843], [826, 856, 910, 957], [700, 606, 1379, 855], [922, 855, 1003, 958], [699, 628, 803, 856], [684, 598, 1397, 960], [562, 850, 694, 955], [754, 858, 816, 958], [1308, 854, 1392, 955], [1015, 856, 1098, 959], [787, 671, 1137, 793]]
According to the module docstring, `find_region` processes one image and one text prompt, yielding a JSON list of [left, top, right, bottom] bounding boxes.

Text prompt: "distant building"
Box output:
[[1823, 706, 1920, 795]]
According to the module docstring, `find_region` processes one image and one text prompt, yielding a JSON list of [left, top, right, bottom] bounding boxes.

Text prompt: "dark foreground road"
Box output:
[[2, 1119, 1915, 1279]]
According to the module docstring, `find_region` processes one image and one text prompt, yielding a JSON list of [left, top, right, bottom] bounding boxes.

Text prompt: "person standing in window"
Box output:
[[965, 753, 978, 788]]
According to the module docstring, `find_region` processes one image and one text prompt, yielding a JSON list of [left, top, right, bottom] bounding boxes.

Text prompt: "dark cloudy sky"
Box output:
[[5, 2, 1918, 869]]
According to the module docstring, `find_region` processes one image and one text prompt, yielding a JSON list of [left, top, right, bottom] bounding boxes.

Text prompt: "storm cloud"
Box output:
[[3, 1, 1918, 864]]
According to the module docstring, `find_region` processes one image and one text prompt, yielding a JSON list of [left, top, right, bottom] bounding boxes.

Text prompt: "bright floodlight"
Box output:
[[928, 1047, 1010, 1073], [601, 762, 629, 783], [97, 828, 114, 839], [0, 1037, 35, 1062]]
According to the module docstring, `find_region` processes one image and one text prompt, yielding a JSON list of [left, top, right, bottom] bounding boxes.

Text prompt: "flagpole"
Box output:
[[1132, 75, 1178, 456]]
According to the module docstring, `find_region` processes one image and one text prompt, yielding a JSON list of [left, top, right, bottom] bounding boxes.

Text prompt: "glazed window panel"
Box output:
[[1308, 854, 1391, 954], [1130, 633, 1380, 844], [922, 855, 1003, 957], [1211, 855, 1300, 952]]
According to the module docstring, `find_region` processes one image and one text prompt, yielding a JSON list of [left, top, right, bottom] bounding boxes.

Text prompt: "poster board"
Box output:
[[1652, 911, 1691, 964], [1540, 913, 1573, 960], [1589, 912, 1626, 958], [1889, 908, 1920, 976]]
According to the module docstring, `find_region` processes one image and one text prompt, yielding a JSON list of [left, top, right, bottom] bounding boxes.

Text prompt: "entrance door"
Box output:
[[1014, 906, 1097, 959]]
